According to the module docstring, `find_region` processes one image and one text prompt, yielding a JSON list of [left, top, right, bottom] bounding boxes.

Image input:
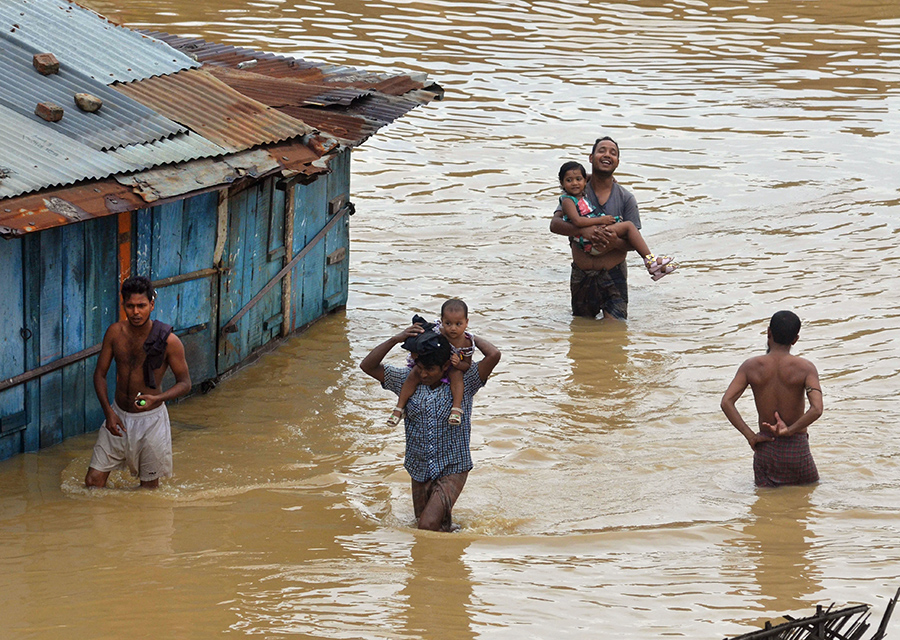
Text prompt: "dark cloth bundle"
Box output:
[[143, 320, 173, 389], [401, 314, 444, 355]]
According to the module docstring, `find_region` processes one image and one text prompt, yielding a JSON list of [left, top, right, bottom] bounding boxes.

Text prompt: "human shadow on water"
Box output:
[[399, 533, 475, 640], [742, 484, 822, 617]]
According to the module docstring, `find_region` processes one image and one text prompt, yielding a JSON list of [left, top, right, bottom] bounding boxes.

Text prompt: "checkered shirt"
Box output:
[[382, 361, 486, 483]]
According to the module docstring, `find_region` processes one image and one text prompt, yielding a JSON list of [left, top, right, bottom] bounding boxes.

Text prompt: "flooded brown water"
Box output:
[[2, 0, 900, 637]]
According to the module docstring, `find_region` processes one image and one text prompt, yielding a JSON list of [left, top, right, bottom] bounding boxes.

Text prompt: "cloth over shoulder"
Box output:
[[143, 320, 173, 389]]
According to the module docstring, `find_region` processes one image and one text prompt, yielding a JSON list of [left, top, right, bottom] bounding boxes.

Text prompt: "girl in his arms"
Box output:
[[559, 160, 678, 280], [387, 299, 475, 427]]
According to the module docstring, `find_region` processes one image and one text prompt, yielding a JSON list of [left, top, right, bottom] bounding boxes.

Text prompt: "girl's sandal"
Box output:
[[449, 408, 463, 426], [644, 254, 678, 280], [386, 407, 404, 427], [651, 260, 679, 281]]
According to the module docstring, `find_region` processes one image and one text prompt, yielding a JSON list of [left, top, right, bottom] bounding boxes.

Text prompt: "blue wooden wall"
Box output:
[[136, 191, 219, 385], [0, 152, 351, 461], [0, 216, 119, 459]]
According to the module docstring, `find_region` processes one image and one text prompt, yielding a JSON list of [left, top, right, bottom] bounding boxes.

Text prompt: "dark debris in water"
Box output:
[[725, 587, 899, 640]]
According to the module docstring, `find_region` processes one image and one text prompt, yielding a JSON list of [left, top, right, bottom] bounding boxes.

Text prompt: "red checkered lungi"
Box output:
[[753, 432, 819, 487]]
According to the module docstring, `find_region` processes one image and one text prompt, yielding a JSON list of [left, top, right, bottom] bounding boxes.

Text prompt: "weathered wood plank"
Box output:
[[0, 237, 26, 456], [218, 186, 249, 372], [22, 234, 41, 452], [84, 216, 118, 433], [292, 177, 327, 329], [177, 192, 218, 382], [61, 223, 86, 439], [39, 227, 64, 448], [324, 150, 351, 311], [151, 201, 185, 328], [0, 239, 26, 412], [135, 208, 153, 278], [245, 183, 267, 355]]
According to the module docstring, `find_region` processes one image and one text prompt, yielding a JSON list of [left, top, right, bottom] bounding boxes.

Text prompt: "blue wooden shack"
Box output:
[[0, 0, 441, 461]]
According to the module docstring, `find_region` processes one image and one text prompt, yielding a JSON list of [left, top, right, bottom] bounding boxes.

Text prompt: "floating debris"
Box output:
[[726, 588, 899, 640]]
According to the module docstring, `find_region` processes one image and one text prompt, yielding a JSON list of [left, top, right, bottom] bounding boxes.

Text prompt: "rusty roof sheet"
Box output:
[[0, 39, 187, 151], [0, 179, 147, 237], [278, 107, 379, 146], [205, 66, 371, 108], [143, 31, 444, 98], [113, 69, 315, 153], [0, 0, 199, 84], [138, 32, 443, 147], [0, 139, 328, 237], [0, 7, 440, 231]]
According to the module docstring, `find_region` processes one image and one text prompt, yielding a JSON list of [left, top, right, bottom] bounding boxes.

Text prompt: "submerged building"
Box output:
[[0, 0, 442, 461]]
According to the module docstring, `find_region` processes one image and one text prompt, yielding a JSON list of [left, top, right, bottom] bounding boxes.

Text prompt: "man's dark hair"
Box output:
[[558, 161, 587, 183], [769, 310, 801, 345], [441, 298, 468, 318], [121, 275, 155, 302], [416, 336, 452, 369], [592, 136, 620, 155]]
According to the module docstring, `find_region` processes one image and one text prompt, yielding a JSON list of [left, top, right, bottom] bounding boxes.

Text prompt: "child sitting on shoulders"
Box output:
[[387, 299, 475, 428], [559, 160, 679, 280]]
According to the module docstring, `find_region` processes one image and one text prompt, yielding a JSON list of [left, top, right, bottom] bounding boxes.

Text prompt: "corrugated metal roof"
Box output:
[[205, 66, 371, 108], [0, 179, 147, 237], [143, 31, 443, 97], [105, 132, 229, 167], [0, 7, 441, 226], [140, 32, 334, 80], [139, 32, 443, 147], [0, 39, 187, 151], [0, 107, 139, 200], [114, 69, 315, 153], [0, 0, 199, 84], [278, 107, 379, 146], [0, 139, 328, 237]]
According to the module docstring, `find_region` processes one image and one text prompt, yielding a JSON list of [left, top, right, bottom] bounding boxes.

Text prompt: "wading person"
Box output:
[[85, 276, 191, 489], [550, 136, 642, 319], [360, 321, 501, 531], [720, 310, 822, 487], [557, 160, 678, 280]]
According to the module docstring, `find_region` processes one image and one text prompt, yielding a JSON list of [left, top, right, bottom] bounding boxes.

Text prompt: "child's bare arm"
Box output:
[[450, 352, 472, 371], [561, 198, 606, 228]]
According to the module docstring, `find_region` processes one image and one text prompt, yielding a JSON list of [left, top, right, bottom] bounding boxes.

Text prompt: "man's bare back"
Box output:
[[721, 311, 822, 487], [740, 351, 820, 437]]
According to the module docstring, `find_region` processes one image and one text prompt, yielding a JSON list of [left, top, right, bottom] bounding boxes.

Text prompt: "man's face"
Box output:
[[414, 360, 450, 387], [590, 140, 620, 177], [123, 293, 154, 327]]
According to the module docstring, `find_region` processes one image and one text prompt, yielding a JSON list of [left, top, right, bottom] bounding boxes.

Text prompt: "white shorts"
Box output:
[[89, 402, 173, 482]]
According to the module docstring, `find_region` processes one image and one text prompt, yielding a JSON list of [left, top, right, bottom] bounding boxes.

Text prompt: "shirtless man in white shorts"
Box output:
[[85, 276, 191, 489]]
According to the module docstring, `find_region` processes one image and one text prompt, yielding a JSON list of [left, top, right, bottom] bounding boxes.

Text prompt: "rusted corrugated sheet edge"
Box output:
[[0, 179, 146, 237], [140, 30, 440, 98], [113, 68, 315, 152], [0, 140, 329, 238], [117, 148, 281, 201], [205, 65, 371, 108]]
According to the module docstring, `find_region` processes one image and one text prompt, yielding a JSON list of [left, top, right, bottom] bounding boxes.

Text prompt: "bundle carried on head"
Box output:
[[401, 314, 444, 355]]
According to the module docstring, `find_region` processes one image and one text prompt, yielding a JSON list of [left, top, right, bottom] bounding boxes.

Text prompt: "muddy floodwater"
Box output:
[[2, 0, 900, 637]]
